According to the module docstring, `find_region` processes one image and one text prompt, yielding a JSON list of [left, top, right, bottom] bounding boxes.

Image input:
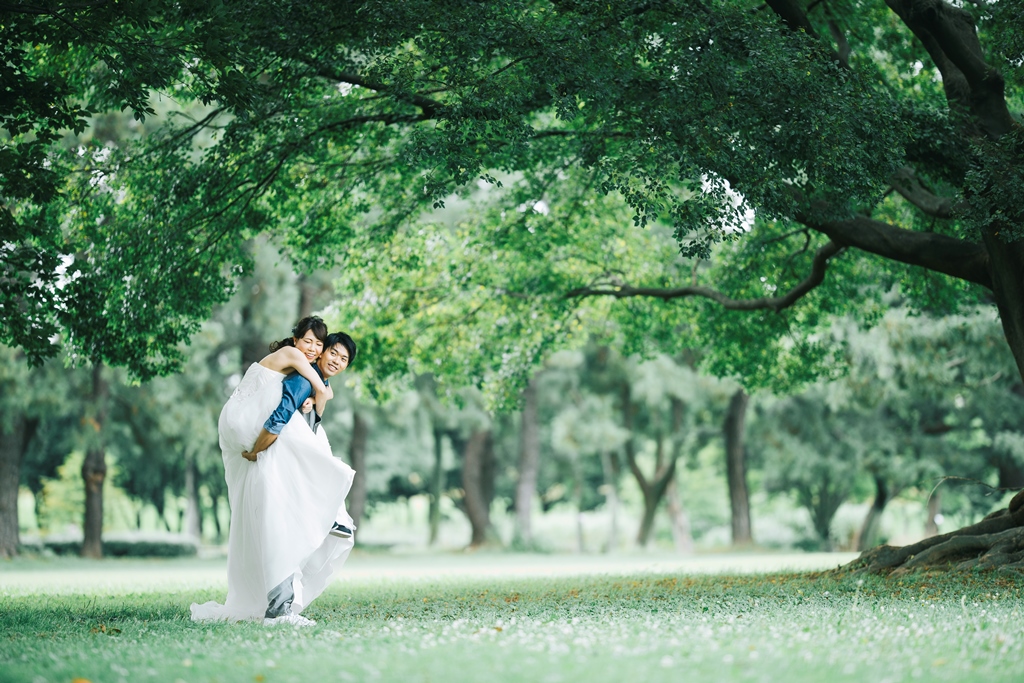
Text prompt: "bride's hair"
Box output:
[[269, 316, 328, 352]]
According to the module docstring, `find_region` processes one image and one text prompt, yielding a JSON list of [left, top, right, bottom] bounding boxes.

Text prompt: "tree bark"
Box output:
[[428, 427, 444, 546], [348, 410, 369, 527], [80, 363, 108, 559], [724, 389, 753, 545], [0, 415, 36, 558], [460, 429, 493, 547], [856, 476, 890, 552], [513, 377, 540, 547]]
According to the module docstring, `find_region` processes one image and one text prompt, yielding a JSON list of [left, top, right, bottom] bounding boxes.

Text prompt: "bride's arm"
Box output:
[[261, 346, 333, 399]]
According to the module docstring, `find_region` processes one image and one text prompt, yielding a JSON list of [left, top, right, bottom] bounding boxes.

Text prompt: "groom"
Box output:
[[243, 330, 357, 460], [242, 330, 358, 624]]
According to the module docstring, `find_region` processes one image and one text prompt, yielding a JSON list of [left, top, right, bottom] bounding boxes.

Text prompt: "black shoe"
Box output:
[[330, 522, 353, 538]]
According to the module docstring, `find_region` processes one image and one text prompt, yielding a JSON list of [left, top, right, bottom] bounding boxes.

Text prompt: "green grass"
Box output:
[[1, 555, 1022, 683]]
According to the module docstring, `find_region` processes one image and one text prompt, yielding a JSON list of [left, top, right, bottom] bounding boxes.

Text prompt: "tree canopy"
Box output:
[[2, 0, 1022, 390]]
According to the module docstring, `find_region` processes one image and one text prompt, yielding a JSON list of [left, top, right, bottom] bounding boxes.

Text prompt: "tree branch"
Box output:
[[888, 166, 956, 218], [765, 0, 820, 37], [313, 67, 445, 118], [566, 241, 844, 312], [886, 0, 1014, 139], [798, 211, 991, 288]]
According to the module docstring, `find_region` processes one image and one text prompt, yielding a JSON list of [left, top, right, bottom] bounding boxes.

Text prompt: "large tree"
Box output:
[[4, 0, 1024, 569]]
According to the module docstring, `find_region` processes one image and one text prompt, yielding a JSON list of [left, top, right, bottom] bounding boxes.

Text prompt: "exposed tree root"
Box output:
[[846, 490, 1024, 574]]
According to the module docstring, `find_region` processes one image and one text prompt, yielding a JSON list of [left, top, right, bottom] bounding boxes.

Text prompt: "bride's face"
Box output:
[[293, 331, 324, 363]]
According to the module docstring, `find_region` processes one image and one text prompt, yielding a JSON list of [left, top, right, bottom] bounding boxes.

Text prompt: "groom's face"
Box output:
[[317, 343, 350, 378]]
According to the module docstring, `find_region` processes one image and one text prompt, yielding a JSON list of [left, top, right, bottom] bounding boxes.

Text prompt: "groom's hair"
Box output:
[[325, 331, 357, 365], [269, 316, 328, 352]]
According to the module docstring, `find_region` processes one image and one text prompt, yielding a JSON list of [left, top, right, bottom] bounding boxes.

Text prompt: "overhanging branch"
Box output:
[[800, 211, 992, 288], [566, 241, 843, 313], [888, 166, 955, 219]]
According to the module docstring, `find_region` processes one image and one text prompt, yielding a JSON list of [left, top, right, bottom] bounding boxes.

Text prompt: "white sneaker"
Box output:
[[264, 613, 316, 627], [329, 522, 353, 539]]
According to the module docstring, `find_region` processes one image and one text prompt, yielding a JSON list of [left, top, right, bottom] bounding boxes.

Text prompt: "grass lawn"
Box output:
[[1, 552, 1021, 683]]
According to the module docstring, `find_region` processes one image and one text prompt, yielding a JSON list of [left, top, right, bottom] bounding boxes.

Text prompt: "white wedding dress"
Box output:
[[191, 363, 356, 622]]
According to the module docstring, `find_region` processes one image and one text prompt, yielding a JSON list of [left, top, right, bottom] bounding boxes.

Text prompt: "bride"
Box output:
[[191, 316, 356, 626]]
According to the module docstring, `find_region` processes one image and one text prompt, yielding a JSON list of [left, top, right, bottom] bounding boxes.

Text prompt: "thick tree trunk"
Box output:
[[0, 415, 35, 558], [460, 429, 493, 548], [348, 410, 369, 527], [428, 427, 444, 546], [665, 477, 695, 554], [514, 377, 540, 547], [81, 363, 108, 559], [724, 389, 753, 546], [850, 238, 1024, 572], [982, 233, 1024, 382], [853, 490, 1024, 574], [856, 476, 890, 552]]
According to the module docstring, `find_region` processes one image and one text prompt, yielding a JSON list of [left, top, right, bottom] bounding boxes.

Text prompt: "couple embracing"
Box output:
[[191, 316, 358, 627]]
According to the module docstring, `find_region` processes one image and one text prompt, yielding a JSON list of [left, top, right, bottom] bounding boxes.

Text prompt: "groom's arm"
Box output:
[[242, 373, 313, 461], [262, 373, 313, 434], [243, 428, 280, 461]]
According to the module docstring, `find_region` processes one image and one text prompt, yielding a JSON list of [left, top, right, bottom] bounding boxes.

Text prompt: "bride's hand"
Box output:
[[242, 450, 258, 462]]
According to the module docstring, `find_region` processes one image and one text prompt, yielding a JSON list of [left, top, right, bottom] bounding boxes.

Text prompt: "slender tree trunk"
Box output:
[[925, 491, 942, 538], [724, 389, 753, 546], [573, 455, 585, 553], [348, 410, 369, 527], [627, 396, 684, 547], [514, 377, 540, 547], [0, 415, 36, 558], [297, 273, 317, 320], [996, 456, 1024, 490], [211, 494, 224, 541], [461, 429, 493, 547], [183, 453, 201, 541], [429, 427, 444, 546], [599, 450, 619, 553], [81, 363, 108, 559], [665, 477, 694, 554], [856, 475, 890, 552], [635, 433, 664, 547], [239, 240, 267, 369]]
